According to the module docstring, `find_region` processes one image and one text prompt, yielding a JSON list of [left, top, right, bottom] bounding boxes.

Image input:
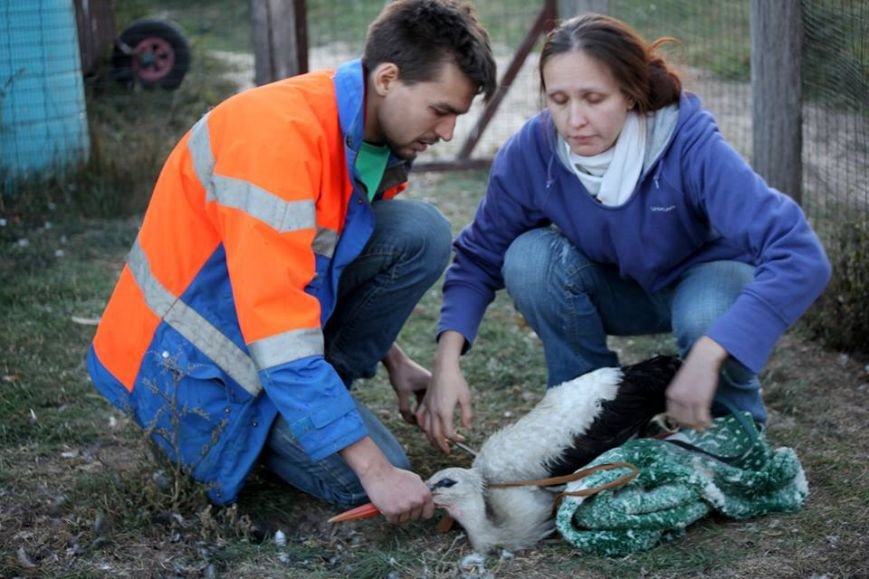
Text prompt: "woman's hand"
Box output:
[[666, 336, 728, 430], [415, 331, 473, 454]]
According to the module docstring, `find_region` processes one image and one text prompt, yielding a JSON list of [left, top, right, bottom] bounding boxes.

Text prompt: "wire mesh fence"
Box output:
[[297, 0, 550, 166], [800, 0, 867, 236], [0, 0, 90, 182], [1, 0, 865, 234]]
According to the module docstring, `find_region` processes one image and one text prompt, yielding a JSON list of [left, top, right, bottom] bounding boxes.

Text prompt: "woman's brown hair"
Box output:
[[539, 13, 681, 114]]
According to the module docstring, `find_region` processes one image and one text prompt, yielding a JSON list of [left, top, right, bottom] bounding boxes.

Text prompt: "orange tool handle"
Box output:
[[327, 502, 381, 523]]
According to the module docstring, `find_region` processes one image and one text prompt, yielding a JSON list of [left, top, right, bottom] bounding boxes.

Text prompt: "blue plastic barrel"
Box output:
[[0, 0, 90, 183]]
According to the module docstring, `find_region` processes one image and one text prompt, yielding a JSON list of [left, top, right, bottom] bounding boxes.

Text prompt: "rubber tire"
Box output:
[[112, 18, 191, 91]]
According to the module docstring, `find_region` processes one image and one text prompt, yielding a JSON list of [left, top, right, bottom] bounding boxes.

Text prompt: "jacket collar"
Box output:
[[333, 59, 410, 194], [334, 59, 367, 153]]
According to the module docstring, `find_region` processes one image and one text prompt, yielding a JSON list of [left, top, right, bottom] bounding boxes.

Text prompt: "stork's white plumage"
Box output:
[[427, 356, 680, 554]]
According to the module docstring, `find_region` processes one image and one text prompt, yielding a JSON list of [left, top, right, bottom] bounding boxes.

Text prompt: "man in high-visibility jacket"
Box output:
[[87, 0, 496, 523]]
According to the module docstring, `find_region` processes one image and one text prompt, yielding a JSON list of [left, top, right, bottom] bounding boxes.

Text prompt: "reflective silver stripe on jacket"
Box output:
[[188, 115, 217, 199], [128, 240, 263, 397], [189, 113, 340, 258], [313, 227, 338, 258], [125, 114, 337, 384], [189, 114, 317, 234], [247, 327, 324, 371]]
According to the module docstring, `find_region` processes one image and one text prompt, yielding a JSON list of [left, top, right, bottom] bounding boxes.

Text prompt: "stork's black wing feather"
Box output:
[[545, 355, 681, 477]]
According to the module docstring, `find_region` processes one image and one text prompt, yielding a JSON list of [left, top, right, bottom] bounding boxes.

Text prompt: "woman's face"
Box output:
[[542, 50, 632, 157]]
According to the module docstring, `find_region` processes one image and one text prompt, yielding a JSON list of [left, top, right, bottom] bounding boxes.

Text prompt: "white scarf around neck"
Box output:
[[565, 111, 646, 206]]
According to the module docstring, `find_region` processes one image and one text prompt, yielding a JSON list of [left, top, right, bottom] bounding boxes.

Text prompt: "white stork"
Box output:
[[426, 355, 680, 555]]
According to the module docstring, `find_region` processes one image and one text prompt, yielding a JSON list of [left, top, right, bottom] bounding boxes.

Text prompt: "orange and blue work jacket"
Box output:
[[87, 60, 409, 504]]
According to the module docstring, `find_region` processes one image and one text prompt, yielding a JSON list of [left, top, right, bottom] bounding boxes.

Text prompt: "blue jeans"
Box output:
[[263, 199, 452, 507], [502, 227, 766, 423]]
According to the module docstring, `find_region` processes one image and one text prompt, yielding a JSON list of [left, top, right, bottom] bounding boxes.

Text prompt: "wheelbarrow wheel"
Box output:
[[112, 18, 191, 91]]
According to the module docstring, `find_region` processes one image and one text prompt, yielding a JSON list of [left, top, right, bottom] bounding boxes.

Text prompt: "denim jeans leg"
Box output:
[[502, 228, 670, 386], [669, 260, 767, 423], [263, 398, 412, 508], [324, 199, 452, 385]]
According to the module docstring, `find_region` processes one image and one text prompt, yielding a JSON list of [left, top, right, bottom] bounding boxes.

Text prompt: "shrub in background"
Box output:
[[802, 219, 869, 355]]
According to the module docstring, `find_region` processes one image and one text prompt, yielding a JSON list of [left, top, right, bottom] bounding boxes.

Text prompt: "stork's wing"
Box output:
[[545, 356, 680, 477]]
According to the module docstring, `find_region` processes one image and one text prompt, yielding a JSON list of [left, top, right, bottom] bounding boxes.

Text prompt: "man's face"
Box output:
[[375, 61, 477, 160]]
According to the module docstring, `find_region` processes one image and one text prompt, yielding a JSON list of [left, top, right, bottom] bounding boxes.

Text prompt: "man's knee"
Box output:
[[376, 199, 452, 274], [412, 201, 452, 272], [317, 478, 369, 508]]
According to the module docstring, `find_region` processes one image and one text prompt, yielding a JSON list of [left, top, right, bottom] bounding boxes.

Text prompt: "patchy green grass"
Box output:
[[2, 167, 867, 577], [0, 217, 136, 448], [111, 0, 561, 55], [113, 0, 251, 53], [111, 0, 755, 82], [1, 3, 867, 574]]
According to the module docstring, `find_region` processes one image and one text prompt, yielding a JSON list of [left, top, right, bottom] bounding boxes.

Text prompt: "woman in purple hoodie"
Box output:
[[416, 13, 831, 452]]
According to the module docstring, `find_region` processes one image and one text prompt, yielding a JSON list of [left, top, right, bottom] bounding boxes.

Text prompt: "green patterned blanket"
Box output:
[[555, 413, 808, 556]]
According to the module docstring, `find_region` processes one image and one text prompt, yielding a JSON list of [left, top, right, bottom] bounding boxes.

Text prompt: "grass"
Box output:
[[2, 162, 867, 576], [1, 3, 868, 577], [611, 0, 751, 80], [111, 0, 757, 80], [113, 0, 252, 53], [111, 0, 558, 54]]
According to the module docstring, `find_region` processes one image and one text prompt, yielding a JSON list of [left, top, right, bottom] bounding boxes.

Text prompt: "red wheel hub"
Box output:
[[131, 36, 176, 81]]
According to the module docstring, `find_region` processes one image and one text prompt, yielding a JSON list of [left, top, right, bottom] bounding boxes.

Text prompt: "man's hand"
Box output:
[[340, 437, 434, 524], [383, 344, 430, 425], [666, 336, 728, 430], [359, 464, 434, 523], [415, 331, 473, 454]]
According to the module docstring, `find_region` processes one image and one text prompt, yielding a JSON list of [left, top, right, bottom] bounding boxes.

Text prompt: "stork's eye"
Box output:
[[431, 477, 457, 489]]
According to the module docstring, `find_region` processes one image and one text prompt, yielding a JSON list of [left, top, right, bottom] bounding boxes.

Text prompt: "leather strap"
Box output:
[[488, 461, 638, 490], [489, 461, 640, 515], [663, 396, 761, 465]]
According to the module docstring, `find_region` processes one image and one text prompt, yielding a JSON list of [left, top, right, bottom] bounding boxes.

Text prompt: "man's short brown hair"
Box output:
[[363, 0, 497, 101]]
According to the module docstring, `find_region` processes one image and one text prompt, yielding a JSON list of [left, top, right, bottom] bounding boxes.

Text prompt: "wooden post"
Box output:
[[73, 0, 116, 76], [453, 0, 558, 162], [558, 0, 608, 18], [251, 0, 305, 85], [750, 0, 802, 203]]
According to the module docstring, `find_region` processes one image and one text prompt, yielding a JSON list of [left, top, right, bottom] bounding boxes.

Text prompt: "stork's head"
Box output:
[[426, 467, 485, 514], [427, 467, 503, 554]]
